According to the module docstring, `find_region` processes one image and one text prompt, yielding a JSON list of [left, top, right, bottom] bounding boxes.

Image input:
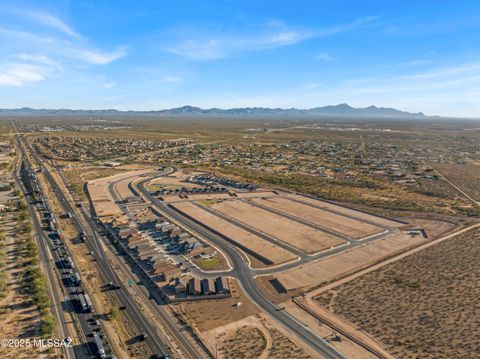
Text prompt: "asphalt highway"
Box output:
[[15, 131, 174, 358], [42, 153, 205, 359], [16, 171, 78, 359], [16, 148, 99, 358]]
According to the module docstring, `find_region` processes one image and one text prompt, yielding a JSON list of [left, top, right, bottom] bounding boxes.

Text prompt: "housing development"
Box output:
[[0, 113, 478, 359], [1, 2, 480, 358]]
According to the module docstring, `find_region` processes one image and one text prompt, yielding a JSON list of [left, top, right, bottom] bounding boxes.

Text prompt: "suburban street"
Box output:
[[134, 176, 348, 359]]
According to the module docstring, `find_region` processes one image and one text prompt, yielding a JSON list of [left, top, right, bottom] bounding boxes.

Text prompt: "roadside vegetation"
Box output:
[[195, 257, 223, 270], [220, 325, 266, 358], [210, 166, 480, 218], [315, 227, 480, 359], [0, 230, 7, 298], [15, 198, 56, 336]]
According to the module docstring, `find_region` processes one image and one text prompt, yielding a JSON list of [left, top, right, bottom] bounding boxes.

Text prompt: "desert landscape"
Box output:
[[314, 226, 480, 359]]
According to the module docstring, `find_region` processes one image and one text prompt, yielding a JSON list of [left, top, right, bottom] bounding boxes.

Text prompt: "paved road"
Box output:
[[16, 172, 78, 359], [16, 151, 98, 358], [137, 177, 396, 277], [106, 174, 212, 359], [135, 178, 348, 359], [15, 131, 174, 358], [45, 155, 205, 359]]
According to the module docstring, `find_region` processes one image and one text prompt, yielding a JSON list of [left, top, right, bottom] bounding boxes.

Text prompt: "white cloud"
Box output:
[[103, 82, 116, 89], [0, 27, 55, 43], [72, 48, 127, 64], [164, 75, 182, 83], [166, 16, 378, 60], [11, 54, 63, 70], [0, 63, 49, 86], [316, 16, 379, 37], [167, 30, 311, 60], [20, 9, 82, 40], [0, 6, 127, 72], [315, 53, 334, 61], [168, 40, 225, 60]]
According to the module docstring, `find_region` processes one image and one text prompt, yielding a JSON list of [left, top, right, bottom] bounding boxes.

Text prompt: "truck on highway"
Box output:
[[93, 332, 106, 358], [78, 293, 88, 312], [73, 272, 82, 285], [84, 293, 93, 312], [65, 256, 74, 269]]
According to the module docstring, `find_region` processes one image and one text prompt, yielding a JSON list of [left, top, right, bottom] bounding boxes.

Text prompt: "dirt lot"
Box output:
[[163, 190, 277, 203], [172, 202, 297, 267], [286, 194, 403, 228], [149, 171, 203, 189], [115, 175, 137, 200], [271, 219, 454, 292], [281, 301, 378, 359], [203, 314, 316, 359], [176, 279, 258, 333], [314, 226, 480, 359], [88, 169, 151, 219], [250, 196, 383, 239], [64, 166, 128, 202], [211, 200, 346, 254]]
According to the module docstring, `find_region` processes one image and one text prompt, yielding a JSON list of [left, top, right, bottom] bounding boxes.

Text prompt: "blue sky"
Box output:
[[1, 1, 480, 116]]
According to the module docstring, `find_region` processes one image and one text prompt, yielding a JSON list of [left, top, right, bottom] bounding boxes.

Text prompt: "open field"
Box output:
[[171, 202, 297, 267], [266, 219, 455, 293], [314, 226, 480, 359], [285, 194, 403, 228], [250, 196, 384, 239], [432, 162, 480, 201], [221, 325, 266, 358], [211, 199, 346, 254]]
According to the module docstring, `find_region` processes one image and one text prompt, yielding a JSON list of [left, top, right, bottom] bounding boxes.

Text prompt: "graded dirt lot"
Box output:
[[171, 202, 296, 267], [176, 279, 258, 332], [270, 219, 455, 293], [314, 226, 480, 359], [163, 190, 278, 203], [64, 166, 128, 202], [211, 200, 345, 254], [115, 175, 137, 200], [286, 194, 403, 228], [250, 196, 384, 239], [88, 169, 151, 218], [149, 172, 202, 189]]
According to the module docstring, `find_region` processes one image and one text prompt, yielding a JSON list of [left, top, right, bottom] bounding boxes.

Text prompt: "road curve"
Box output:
[[136, 177, 348, 359]]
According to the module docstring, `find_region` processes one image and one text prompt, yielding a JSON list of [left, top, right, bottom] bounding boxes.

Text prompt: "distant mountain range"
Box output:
[[0, 103, 427, 118]]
